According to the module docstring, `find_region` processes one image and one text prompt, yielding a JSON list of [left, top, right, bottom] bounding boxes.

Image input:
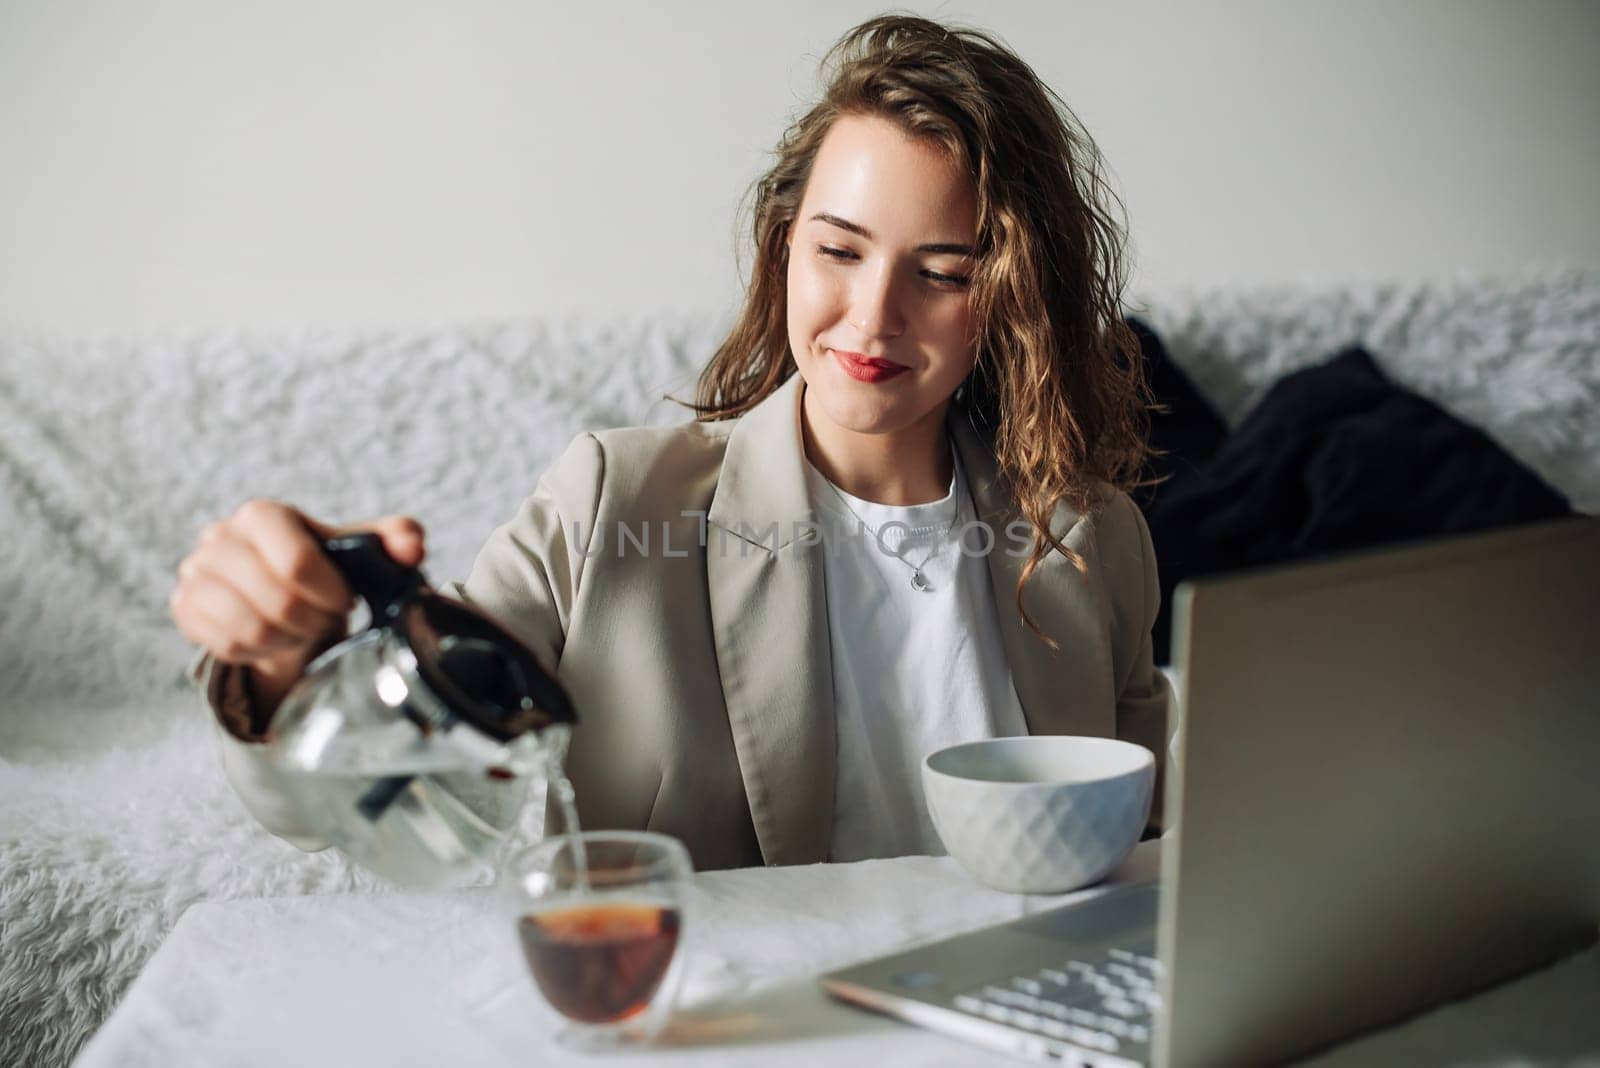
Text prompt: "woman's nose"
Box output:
[[848, 263, 905, 338]]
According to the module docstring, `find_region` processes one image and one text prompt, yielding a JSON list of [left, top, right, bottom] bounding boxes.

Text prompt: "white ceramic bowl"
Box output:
[[922, 736, 1155, 894]]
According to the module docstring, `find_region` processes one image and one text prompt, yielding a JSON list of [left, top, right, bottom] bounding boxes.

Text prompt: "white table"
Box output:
[[75, 841, 1600, 1067]]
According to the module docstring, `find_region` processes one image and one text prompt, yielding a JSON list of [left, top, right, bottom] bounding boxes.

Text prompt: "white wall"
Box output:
[[1, 0, 1596, 333]]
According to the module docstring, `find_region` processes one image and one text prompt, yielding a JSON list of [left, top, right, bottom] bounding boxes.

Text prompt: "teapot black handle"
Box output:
[[315, 529, 427, 628]]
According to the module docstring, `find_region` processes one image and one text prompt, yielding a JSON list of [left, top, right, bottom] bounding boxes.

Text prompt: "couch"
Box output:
[[2, 268, 1596, 1066]]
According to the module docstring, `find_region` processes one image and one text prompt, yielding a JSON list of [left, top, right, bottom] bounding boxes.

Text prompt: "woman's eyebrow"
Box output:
[[810, 212, 974, 256]]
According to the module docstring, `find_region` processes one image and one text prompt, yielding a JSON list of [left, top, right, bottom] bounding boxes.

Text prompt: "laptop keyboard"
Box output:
[[951, 945, 1162, 1055]]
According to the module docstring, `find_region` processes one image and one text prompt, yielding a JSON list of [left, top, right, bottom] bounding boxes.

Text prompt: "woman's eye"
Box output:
[[815, 246, 970, 289]]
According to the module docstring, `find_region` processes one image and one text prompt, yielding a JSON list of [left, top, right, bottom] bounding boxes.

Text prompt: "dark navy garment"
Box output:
[[1126, 318, 1574, 665]]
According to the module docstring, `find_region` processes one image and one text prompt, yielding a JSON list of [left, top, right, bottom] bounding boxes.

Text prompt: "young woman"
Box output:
[[171, 14, 1172, 872]]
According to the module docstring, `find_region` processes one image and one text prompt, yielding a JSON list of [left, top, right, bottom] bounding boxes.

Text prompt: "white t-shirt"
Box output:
[[805, 443, 1030, 862]]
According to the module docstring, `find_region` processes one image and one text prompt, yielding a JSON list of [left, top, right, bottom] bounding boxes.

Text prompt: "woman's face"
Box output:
[[786, 113, 979, 441]]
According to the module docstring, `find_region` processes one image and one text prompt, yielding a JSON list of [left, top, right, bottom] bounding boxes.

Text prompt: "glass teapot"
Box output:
[[262, 530, 577, 889]]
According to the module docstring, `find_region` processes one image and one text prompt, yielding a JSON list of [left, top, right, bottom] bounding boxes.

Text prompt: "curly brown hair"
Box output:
[[683, 12, 1155, 649]]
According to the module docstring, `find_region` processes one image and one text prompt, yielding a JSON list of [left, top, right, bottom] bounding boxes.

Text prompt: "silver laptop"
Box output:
[[821, 516, 1600, 1067]]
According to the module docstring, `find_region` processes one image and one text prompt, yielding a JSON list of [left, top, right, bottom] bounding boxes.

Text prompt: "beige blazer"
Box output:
[[192, 372, 1173, 871]]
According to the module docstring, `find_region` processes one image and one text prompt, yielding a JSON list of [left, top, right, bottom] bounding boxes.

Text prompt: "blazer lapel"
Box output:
[[949, 409, 1116, 737], [705, 373, 836, 866]]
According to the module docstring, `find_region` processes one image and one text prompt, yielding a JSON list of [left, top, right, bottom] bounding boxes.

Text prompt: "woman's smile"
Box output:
[[831, 348, 910, 383]]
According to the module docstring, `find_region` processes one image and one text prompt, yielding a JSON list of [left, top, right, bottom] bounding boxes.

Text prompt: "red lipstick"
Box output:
[[832, 349, 909, 384]]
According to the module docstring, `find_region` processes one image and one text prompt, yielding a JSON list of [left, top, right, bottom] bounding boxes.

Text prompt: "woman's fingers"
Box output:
[[226, 501, 355, 615], [188, 523, 345, 645], [378, 515, 427, 567], [315, 513, 428, 569], [171, 559, 306, 663]]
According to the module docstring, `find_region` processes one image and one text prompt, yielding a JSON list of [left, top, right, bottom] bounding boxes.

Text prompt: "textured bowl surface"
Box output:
[[923, 736, 1155, 894]]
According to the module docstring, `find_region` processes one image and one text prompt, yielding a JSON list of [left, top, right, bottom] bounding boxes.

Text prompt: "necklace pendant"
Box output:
[[910, 570, 932, 592]]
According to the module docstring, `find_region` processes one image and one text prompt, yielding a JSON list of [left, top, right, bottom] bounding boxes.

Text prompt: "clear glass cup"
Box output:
[[499, 830, 693, 1050]]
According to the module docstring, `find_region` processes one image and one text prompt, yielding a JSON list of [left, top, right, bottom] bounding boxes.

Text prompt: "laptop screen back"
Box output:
[[1155, 517, 1600, 1068]]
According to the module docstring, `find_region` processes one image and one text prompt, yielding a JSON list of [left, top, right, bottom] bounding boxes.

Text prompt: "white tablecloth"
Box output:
[[75, 841, 1600, 1067]]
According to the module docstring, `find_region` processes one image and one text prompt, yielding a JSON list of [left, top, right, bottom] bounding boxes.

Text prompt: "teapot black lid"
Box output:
[[401, 596, 575, 740], [320, 530, 576, 740]]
